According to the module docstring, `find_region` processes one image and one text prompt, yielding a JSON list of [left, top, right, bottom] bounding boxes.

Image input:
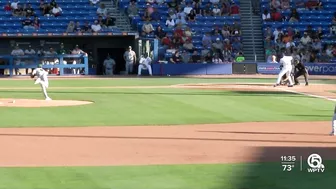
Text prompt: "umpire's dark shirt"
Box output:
[[295, 62, 305, 71]]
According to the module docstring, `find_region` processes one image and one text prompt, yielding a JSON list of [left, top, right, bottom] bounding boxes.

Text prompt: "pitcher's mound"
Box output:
[[0, 98, 93, 107]]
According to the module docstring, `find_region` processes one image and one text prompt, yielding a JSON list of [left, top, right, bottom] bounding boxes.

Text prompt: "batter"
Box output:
[[31, 64, 52, 100], [331, 105, 336, 136], [274, 50, 294, 87]]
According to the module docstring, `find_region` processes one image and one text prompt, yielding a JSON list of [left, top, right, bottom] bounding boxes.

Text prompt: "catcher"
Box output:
[[293, 58, 309, 86]]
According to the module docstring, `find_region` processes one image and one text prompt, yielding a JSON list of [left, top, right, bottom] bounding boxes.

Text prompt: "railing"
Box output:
[[0, 55, 88, 76]]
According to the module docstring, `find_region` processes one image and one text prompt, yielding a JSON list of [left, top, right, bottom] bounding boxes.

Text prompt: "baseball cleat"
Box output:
[[45, 97, 52, 101], [329, 132, 336, 136], [273, 84, 279, 87], [305, 83, 309, 86], [288, 85, 294, 87], [34, 78, 41, 85]]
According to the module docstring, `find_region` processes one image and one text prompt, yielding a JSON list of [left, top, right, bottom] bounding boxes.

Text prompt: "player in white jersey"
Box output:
[[31, 64, 52, 100], [273, 50, 294, 87], [138, 54, 153, 76], [331, 105, 336, 136]]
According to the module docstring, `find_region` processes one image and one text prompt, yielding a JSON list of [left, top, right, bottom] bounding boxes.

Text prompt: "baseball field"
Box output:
[[0, 75, 335, 189]]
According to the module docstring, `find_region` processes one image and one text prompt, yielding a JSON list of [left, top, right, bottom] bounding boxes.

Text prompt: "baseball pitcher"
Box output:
[[31, 64, 52, 100], [293, 59, 309, 86], [331, 105, 336, 136]]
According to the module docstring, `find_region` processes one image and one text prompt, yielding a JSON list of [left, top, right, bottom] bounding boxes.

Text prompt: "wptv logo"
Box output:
[[307, 154, 325, 173]]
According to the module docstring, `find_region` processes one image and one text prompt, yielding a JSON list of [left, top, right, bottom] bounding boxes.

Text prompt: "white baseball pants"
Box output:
[[125, 61, 133, 74], [332, 114, 336, 134], [138, 64, 152, 76], [276, 66, 294, 85]]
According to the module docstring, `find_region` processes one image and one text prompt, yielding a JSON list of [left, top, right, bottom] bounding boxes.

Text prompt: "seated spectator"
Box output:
[[306, 0, 322, 10], [170, 51, 182, 63], [175, 15, 187, 27], [220, 2, 230, 16], [66, 21, 75, 33], [184, 27, 194, 37], [172, 32, 183, 48], [50, 0, 57, 8], [181, 33, 191, 43], [224, 39, 232, 51], [281, 0, 290, 10], [98, 16, 104, 26], [187, 9, 196, 21], [264, 27, 273, 38], [22, 16, 34, 30], [271, 8, 282, 22], [91, 20, 102, 32], [289, 8, 299, 22], [230, 2, 239, 15], [4, 2, 11, 11], [293, 0, 305, 10], [97, 3, 108, 17], [155, 26, 166, 40], [293, 28, 301, 40], [89, 0, 100, 5], [316, 27, 323, 39], [235, 52, 245, 62], [167, 0, 178, 11], [193, 3, 202, 15], [332, 12, 336, 25], [285, 38, 295, 49], [210, 0, 219, 5], [264, 37, 273, 50], [12, 4, 23, 16], [309, 51, 318, 62], [168, 8, 177, 20], [212, 28, 223, 41], [104, 16, 116, 29], [270, 0, 281, 10], [39, 1, 45, 11], [74, 21, 82, 32], [11, 0, 19, 10], [156, 0, 164, 5], [212, 38, 224, 54], [212, 53, 223, 64], [181, 50, 191, 63], [33, 17, 40, 29], [165, 16, 175, 28], [41, 3, 51, 16], [24, 3, 35, 17], [319, 50, 330, 62], [151, 8, 161, 21], [184, 3, 193, 14], [51, 4, 62, 17], [212, 4, 221, 16], [204, 52, 213, 63], [141, 20, 154, 36], [146, 0, 155, 5], [231, 22, 241, 36], [191, 50, 201, 63], [287, 27, 294, 38], [142, 10, 152, 21], [202, 32, 212, 48], [81, 21, 92, 33], [221, 25, 231, 38], [183, 39, 195, 52], [174, 24, 184, 36], [203, 3, 212, 16], [161, 33, 173, 48], [176, 7, 186, 19], [330, 24, 336, 35], [305, 25, 314, 38], [262, 9, 271, 21], [232, 38, 243, 53], [312, 38, 322, 53], [326, 45, 334, 57], [300, 32, 312, 46]]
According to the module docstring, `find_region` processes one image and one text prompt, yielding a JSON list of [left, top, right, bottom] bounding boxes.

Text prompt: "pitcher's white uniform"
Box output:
[[275, 55, 294, 86], [32, 67, 51, 100], [103, 58, 115, 75], [331, 105, 336, 135], [138, 55, 153, 76]]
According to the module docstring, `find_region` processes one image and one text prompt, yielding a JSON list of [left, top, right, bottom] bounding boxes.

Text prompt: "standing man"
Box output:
[[293, 58, 309, 86], [24, 45, 36, 75], [331, 105, 336, 136], [11, 45, 25, 75], [103, 55, 116, 75], [71, 45, 87, 74], [123, 46, 136, 75], [274, 50, 294, 87], [138, 54, 152, 76]]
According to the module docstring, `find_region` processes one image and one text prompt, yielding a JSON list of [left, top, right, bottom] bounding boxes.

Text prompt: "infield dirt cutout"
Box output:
[[0, 82, 335, 167]]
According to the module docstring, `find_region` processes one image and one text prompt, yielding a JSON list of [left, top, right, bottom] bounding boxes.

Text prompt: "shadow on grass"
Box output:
[[0, 90, 309, 97]]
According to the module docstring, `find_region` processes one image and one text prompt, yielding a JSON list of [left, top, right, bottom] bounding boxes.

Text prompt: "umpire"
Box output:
[[293, 58, 309, 86]]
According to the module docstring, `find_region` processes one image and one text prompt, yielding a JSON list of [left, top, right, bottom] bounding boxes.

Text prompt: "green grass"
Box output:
[[0, 162, 335, 189]]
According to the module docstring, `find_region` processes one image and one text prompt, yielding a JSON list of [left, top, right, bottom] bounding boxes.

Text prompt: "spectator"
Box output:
[[212, 28, 223, 41], [281, 0, 290, 10], [184, 3, 193, 14], [39, 1, 45, 12], [172, 32, 183, 48], [224, 39, 232, 52], [50, 0, 57, 8], [175, 15, 187, 27], [232, 38, 243, 53], [174, 24, 184, 37], [187, 9, 196, 21], [212, 4, 221, 16], [151, 8, 161, 21], [264, 37, 273, 50], [319, 50, 330, 62], [264, 27, 272, 38], [285, 38, 296, 49], [183, 39, 195, 52], [11, 0, 19, 10], [104, 16, 116, 29], [22, 16, 34, 30], [230, 2, 239, 15], [203, 3, 212, 16], [141, 20, 154, 36], [41, 3, 51, 16], [4, 2, 11, 11], [74, 21, 82, 32], [212, 53, 223, 63], [293, 0, 305, 10], [306, 0, 322, 10], [231, 22, 241, 36], [235, 52, 245, 62], [309, 51, 318, 62], [210, 0, 220, 5], [212, 38, 224, 54], [184, 27, 193, 37], [155, 26, 166, 40], [146, 0, 155, 5], [289, 8, 299, 22], [89, 0, 100, 5], [287, 27, 294, 38], [66, 21, 75, 33], [181, 50, 191, 63], [191, 50, 201, 63], [300, 32, 312, 47], [204, 52, 213, 63], [51, 4, 62, 17], [24, 3, 35, 17], [270, 0, 281, 10], [81, 21, 92, 33], [316, 27, 323, 39], [170, 51, 182, 63], [202, 32, 212, 48], [262, 9, 271, 21], [142, 10, 151, 21], [12, 4, 23, 16], [97, 16, 104, 26], [156, 0, 164, 5], [330, 24, 336, 35], [161, 33, 172, 48], [332, 12, 336, 25], [293, 28, 301, 40], [271, 8, 282, 22], [167, 0, 178, 11], [91, 20, 102, 32], [193, 3, 202, 15], [326, 45, 334, 57], [97, 3, 108, 17], [33, 17, 40, 29], [181, 32, 191, 43], [165, 16, 175, 28], [312, 38, 322, 53], [221, 0, 231, 15], [168, 9, 177, 20], [176, 7, 186, 19], [221, 25, 231, 38]]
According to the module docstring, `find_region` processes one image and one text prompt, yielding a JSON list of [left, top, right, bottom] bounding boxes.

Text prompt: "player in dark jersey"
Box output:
[[293, 59, 309, 86]]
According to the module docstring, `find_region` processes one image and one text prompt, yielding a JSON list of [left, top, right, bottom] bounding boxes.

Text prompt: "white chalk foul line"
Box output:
[[278, 88, 336, 102]]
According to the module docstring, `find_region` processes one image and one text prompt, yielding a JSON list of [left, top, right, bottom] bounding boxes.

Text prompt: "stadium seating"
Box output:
[[119, 0, 242, 61]]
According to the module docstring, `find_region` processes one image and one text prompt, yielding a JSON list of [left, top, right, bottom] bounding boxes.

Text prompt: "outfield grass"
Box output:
[[0, 162, 335, 189]]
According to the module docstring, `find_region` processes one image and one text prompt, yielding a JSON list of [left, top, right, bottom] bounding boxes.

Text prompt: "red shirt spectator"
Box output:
[[230, 3, 239, 15], [4, 3, 11, 11], [271, 9, 282, 21], [174, 27, 183, 37], [162, 34, 172, 48]]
